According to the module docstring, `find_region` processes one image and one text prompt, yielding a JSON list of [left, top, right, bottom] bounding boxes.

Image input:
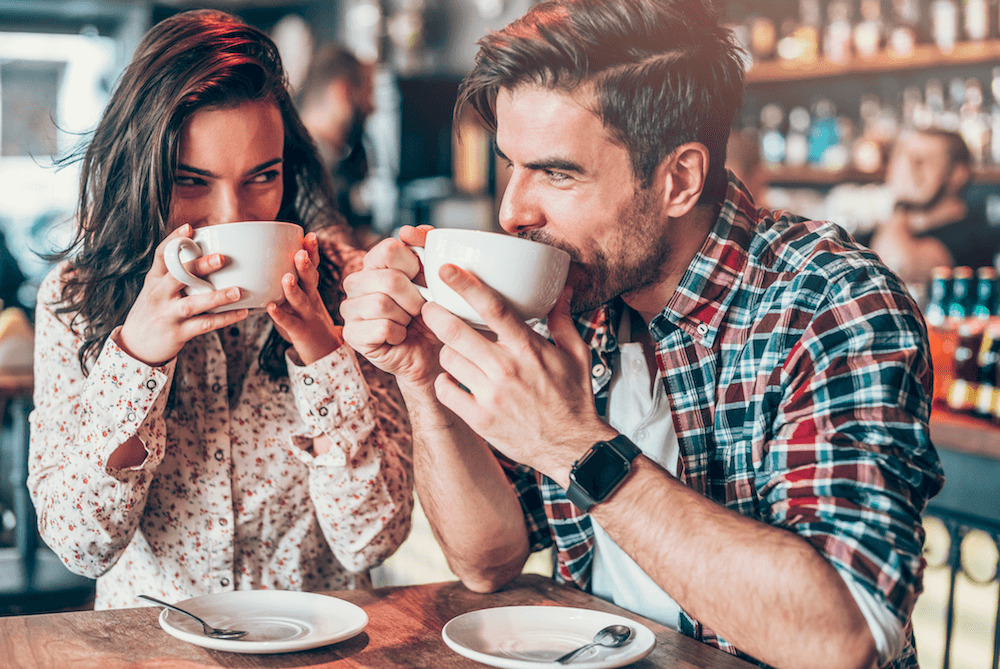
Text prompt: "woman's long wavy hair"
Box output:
[[53, 9, 347, 378]]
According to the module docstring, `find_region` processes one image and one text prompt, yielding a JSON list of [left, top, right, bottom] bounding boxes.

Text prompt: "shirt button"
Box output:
[[636, 429, 648, 441], [318, 406, 329, 417], [211, 382, 221, 393], [279, 384, 289, 393], [126, 412, 136, 422], [214, 449, 224, 461], [632, 357, 644, 371], [304, 376, 315, 386], [220, 518, 228, 526], [592, 364, 607, 377], [145, 379, 157, 390], [220, 578, 230, 587], [229, 327, 240, 337], [696, 323, 709, 336]]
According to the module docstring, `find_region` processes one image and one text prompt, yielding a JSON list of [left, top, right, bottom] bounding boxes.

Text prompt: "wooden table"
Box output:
[[0, 574, 755, 668]]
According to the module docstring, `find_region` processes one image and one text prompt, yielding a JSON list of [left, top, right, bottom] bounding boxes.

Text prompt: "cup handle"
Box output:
[[163, 237, 214, 292], [406, 245, 433, 303]]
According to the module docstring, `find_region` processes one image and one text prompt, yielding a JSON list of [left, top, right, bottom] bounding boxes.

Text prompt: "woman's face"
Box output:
[[168, 100, 285, 231]]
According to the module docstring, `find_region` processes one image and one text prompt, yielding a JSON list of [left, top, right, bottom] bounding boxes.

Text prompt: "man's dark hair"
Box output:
[[456, 0, 746, 203], [921, 128, 973, 168], [294, 44, 365, 110]]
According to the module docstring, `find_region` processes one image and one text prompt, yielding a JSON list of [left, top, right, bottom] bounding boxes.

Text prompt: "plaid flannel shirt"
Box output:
[[504, 173, 945, 668]]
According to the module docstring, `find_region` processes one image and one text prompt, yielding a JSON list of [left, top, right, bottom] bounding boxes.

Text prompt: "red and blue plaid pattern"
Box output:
[[503, 174, 944, 668]]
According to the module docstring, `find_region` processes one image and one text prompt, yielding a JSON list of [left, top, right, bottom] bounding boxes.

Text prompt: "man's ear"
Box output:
[[946, 161, 972, 196], [659, 142, 710, 218]]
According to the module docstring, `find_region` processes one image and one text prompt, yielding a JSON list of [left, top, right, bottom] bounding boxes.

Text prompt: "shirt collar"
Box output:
[[569, 171, 759, 352], [650, 171, 757, 349]]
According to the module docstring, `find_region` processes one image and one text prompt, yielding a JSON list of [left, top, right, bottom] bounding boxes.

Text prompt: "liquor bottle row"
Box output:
[[733, 0, 1000, 69], [746, 70, 1000, 174], [925, 265, 1000, 422]]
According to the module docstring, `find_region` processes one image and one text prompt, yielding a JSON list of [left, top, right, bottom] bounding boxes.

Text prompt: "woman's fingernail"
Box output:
[[228, 288, 241, 300]]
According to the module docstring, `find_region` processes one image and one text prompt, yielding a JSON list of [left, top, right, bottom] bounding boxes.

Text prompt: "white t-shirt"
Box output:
[[589, 311, 904, 661]]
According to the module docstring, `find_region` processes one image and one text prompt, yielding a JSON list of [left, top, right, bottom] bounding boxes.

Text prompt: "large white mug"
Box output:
[[163, 221, 304, 313], [412, 228, 571, 327]]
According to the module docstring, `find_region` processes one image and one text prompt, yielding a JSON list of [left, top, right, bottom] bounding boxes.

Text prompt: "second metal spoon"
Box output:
[[555, 624, 633, 663], [138, 594, 248, 639]]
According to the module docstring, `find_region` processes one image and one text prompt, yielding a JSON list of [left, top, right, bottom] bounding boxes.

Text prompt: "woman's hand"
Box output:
[[118, 224, 249, 366], [267, 231, 344, 366]]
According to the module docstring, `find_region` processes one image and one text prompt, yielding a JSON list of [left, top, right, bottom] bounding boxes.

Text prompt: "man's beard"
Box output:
[[894, 174, 952, 212], [520, 185, 673, 315]]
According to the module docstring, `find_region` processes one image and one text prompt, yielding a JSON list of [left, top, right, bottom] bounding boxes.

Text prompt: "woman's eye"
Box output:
[[250, 170, 281, 184]]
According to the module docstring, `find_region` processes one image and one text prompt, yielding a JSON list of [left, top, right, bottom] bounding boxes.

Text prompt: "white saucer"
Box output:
[[442, 605, 655, 668], [155, 590, 368, 654]]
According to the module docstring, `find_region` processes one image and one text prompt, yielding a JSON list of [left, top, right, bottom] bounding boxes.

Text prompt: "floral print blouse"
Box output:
[[28, 254, 413, 610]]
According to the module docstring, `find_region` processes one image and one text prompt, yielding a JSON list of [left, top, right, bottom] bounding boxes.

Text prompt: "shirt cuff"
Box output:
[[838, 570, 906, 663], [286, 345, 377, 466], [88, 329, 175, 473]]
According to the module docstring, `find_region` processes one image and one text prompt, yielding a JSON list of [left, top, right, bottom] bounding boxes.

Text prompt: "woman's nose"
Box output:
[[210, 187, 247, 225]]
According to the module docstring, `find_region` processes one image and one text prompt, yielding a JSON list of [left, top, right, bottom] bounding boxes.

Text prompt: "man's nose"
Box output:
[[498, 171, 544, 235]]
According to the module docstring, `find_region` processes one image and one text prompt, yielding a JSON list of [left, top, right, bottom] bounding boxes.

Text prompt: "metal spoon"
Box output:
[[138, 594, 248, 639], [555, 624, 633, 664]]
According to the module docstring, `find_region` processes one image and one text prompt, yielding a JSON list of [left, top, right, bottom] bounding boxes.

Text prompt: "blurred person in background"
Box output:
[[28, 9, 412, 610], [295, 45, 379, 249], [869, 128, 1000, 297]]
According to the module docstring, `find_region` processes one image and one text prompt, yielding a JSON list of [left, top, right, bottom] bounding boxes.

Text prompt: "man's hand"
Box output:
[[421, 263, 614, 483], [340, 225, 445, 391]]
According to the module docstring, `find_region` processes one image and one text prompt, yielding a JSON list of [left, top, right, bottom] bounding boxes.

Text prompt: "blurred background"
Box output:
[[1, 1, 999, 668]]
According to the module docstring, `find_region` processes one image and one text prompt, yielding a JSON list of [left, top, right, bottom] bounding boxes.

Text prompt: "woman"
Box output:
[[28, 9, 412, 609]]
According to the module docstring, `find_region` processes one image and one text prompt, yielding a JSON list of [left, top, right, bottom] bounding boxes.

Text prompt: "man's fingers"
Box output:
[[362, 237, 423, 278], [546, 286, 590, 362], [437, 264, 532, 345], [343, 267, 427, 317]]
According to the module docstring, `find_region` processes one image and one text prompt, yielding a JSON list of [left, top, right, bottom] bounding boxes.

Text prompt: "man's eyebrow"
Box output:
[[493, 144, 586, 175], [176, 157, 283, 178]]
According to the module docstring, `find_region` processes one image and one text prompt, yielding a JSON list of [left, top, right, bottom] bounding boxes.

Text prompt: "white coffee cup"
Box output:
[[411, 228, 571, 327], [163, 221, 304, 312]]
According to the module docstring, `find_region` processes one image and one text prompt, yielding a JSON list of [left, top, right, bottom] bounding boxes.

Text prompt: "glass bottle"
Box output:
[[927, 266, 954, 406], [932, 0, 960, 53], [855, 0, 885, 57], [948, 265, 976, 321], [890, 0, 921, 56], [973, 266, 999, 319], [824, 0, 855, 63], [963, 0, 990, 41], [926, 265, 953, 327], [760, 103, 787, 167], [786, 106, 811, 167], [959, 79, 990, 167]]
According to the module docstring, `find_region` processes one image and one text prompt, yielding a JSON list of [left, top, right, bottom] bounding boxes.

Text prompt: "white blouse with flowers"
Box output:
[[28, 262, 413, 609]]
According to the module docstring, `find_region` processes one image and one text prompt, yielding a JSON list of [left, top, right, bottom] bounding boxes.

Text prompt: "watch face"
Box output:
[[575, 444, 628, 500]]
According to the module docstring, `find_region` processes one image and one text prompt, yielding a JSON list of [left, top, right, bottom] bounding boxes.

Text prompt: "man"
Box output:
[[869, 128, 1000, 294], [295, 44, 377, 247], [340, 1, 944, 667]]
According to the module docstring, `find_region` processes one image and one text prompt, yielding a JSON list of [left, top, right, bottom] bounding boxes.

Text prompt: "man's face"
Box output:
[[494, 84, 673, 314], [887, 131, 955, 207]]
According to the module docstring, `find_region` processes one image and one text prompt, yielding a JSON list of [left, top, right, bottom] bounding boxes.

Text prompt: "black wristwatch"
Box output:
[[565, 435, 642, 512]]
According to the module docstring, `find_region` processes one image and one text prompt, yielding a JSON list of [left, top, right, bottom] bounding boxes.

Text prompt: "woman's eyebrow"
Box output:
[[176, 157, 283, 178]]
